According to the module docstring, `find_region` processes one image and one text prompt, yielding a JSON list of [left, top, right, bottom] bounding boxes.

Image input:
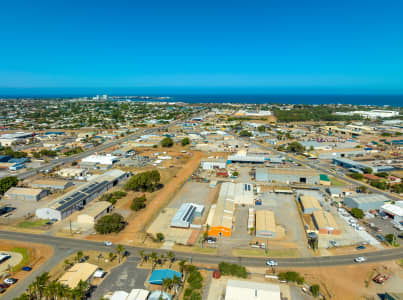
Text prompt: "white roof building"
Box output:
[[224, 280, 281, 300], [81, 154, 119, 165]]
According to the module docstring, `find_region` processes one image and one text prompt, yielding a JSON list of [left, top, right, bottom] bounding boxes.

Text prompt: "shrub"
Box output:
[[286, 142, 305, 153], [95, 213, 125, 234], [311, 284, 320, 297], [181, 137, 190, 146], [351, 208, 364, 219], [130, 195, 147, 211], [218, 262, 248, 278], [161, 137, 174, 147], [239, 130, 252, 137], [156, 232, 164, 242], [278, 271, 304, 284], [348, 173, 364, 180]]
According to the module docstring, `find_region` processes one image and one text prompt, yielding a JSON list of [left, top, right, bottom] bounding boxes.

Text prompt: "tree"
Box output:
[[348, 173, 364, 180], [139, 250, 145, 266], [124, 170, 161, 192], [156, 232, 165, 242], [0, 176, 18, 194], [161, 137, 174, 147], [311, 284, 320, 297], [357, 185, 368, 193], [76, 250, 84, 262], [385, 233, 399, 246], [286, 142, 305, 153], [95, 213, 125, 234], [131, 195, 147, 211], [363, 167, 373, 174], [239, 130, 252, 137], [167, 251, 175, 268], [257, 125, 266, 132], [179, 260, 187, 274], [181, 137, 190, 146], [150, 252, 159, 271], [351, 208, 364, 219], [116, 244, 125, 263]]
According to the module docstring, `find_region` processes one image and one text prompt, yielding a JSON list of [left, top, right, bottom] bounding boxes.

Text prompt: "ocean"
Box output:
[[163, 94, 403, 106]]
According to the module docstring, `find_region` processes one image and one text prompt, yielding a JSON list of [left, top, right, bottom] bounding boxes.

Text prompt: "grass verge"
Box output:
[[11, 247, 29, 272], [330, 176, 346, 186], [17, 219, 48, 229]]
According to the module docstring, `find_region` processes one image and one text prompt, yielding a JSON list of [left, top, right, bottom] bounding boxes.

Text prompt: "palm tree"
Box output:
[[139, 250, 145, 266], [116, 244, 125, 263], [74, 280, 89, 299], [178, 260, 187, 274], [34, 272, 51, 299], [166, 251, 175, 268], [150, 252, 158, 271], [64, 259, 71, 270], [159, 254, 166, 267], [171, 274, 182, 297], [161, 278, 172, 293]]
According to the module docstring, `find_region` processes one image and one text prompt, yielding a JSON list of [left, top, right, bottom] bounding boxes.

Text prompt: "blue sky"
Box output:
[[0, 0, 403, 94]]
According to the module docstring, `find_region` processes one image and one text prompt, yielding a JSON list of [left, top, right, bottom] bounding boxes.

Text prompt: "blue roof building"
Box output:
[[9, 157, 30, 164], [148, 269, 182, 285], [0, 155, 12, 162]]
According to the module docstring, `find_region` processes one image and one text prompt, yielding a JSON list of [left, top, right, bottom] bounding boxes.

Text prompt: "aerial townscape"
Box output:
[[0, 98, 401, 300], [1, 0, 403, 300]]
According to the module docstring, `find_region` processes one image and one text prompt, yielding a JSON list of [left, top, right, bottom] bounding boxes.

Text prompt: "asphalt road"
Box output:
[[15, 121, 183, 180], [1, 230, 402, 298]]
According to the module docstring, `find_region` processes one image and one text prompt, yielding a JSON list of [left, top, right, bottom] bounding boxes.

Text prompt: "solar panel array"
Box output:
[[56, 181, 109, 212]]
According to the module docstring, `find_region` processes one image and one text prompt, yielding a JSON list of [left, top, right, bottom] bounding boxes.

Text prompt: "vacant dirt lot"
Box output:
[[289, 261, 403, 300], [86, 151, 203, 245]]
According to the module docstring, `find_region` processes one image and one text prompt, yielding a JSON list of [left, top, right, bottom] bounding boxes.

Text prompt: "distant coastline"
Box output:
[[0, 93, 402, 107]]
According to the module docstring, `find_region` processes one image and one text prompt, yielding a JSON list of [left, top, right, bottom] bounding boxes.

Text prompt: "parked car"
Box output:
[[356, 245, 366, 250], [4, 278, 17, 285], [354, 257, 367, 263], [22, 266, 32, 271], [104, 241, 112, 246], [0, 283, 9, 289], [0, 287, 6, 293], [266, 260, 278, 267]]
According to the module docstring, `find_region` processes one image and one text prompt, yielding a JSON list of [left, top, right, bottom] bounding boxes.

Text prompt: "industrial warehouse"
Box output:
[[208, 182, 254, 237], [170, 203, 204, 228], [255, 168, 320, 185], [255, 210, 277, 238], [4, 187, 49, 202], [35, 169, 128, 220]]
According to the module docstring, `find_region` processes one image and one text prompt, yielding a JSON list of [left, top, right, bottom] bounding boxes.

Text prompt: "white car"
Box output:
[[266, 260, 278, 266], [104, 241, 112, 246], [354, 256, 367, 263], [4, 278, 17, 285]]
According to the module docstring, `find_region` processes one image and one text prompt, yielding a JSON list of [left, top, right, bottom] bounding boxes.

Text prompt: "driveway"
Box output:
[[90, 257, 149, 299]]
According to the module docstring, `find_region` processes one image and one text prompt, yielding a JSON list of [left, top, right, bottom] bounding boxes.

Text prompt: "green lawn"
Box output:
[[17, 219, 49, 228], [11, 247, 29, 272]]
